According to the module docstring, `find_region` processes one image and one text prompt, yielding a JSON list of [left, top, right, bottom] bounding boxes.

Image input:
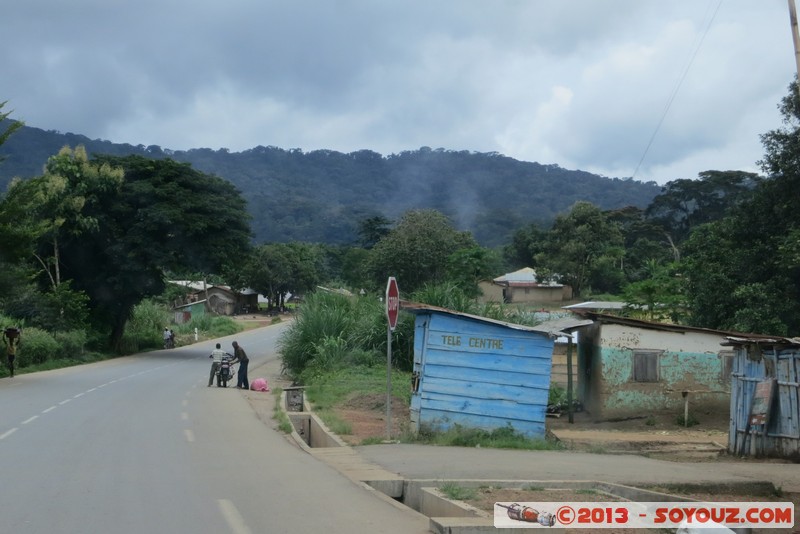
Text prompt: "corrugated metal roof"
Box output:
[[577, 312, 785, 339], [723, 335, 800, 346], [563, 301, 626, 310], [400, 300, 591, 337], [493, 267, 536, 283]]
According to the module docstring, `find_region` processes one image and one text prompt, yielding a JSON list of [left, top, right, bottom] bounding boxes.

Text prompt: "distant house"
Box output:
[[169, 281, 258, 316], [573, 313, 742, 420], [403, 301, 569, 439], [725, 335, 800, 458], [480, 267, 572, 304]]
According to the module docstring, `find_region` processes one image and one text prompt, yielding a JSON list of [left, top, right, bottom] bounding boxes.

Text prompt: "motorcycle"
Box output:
[[216, 354, 236, 387]]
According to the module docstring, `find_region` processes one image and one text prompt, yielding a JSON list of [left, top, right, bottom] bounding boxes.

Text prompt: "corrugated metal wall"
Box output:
[[729, 346, 800, 457]]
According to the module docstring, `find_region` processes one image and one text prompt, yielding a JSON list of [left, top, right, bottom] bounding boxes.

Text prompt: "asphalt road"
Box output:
[[0, 323, 428, 534]]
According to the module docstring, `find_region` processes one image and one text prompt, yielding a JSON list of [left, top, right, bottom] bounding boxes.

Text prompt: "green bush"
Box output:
[[53, 330, 87, 358], [16, 327, 59, 367]]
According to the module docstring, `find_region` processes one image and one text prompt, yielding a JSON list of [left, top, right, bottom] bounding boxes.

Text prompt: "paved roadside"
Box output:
[[246, 350, 799, 495], [354, 443, 800, 493]]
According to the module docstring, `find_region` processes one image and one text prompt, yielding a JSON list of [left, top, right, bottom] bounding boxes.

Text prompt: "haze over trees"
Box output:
[[3, 79, 800, 361]]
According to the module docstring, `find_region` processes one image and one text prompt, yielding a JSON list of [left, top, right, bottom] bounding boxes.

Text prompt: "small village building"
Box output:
[[169, 281, 259, 316], [403, 302, 571, 439], [573, 313, 740, 420], [479, 267, 572, 304], [725, 335, 800, 458]]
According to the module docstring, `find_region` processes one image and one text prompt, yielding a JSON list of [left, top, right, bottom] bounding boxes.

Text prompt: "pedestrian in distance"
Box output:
[[2, 326, 21, 378], [231, 341, 249, 389], [163, 327, 172, 349], [208, 343, 228, 387]]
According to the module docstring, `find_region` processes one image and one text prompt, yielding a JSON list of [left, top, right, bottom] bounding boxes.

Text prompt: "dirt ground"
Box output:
[[332, 391, 734, 461]]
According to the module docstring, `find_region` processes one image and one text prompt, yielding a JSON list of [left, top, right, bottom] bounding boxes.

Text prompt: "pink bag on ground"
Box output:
[[250, 378, 269, 391]]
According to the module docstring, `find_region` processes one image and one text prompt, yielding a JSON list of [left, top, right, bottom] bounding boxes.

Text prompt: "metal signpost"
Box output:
[[385, 277, 399, 439]]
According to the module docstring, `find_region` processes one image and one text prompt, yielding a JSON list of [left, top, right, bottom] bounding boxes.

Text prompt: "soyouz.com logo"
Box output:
[[493, 501, 795, 529]]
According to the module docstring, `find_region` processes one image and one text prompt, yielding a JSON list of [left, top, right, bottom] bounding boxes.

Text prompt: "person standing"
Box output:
[[3, 327, 21, 378], [208, 343, 226, 386], [231, 341, 249, 389], [163, 327, 172, 348]]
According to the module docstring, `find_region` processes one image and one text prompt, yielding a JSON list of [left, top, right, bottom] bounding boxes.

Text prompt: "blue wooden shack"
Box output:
[[403, 302, 566, 440]]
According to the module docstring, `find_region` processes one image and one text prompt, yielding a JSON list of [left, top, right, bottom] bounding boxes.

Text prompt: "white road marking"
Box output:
[[58, 399, 71, 405], [181, 412, 189, 421], [86, 387, 97, 393], [42, 406, 57, 413], [184, 429, 195, 443], [0, 428, 18, 440], [73, 392, 85, 399], [21, 416, 38, 425], [217, 499, 253, 534], [182, 400, 188, 407]]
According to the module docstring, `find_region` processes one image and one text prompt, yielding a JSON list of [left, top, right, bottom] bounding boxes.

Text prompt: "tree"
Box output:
[[622, 260, 686, 322], [239, 242, 323, 309], [538, 202, 624, 298], [682, 81, 800, 335], [357, 215, 392, 249], [445, 246, 503, 297], [0, 101, 23, 162], [34, 146, 124, 290], [367, 209, 477, 293], [54, 154, 252, 349], [503, 223, 550, 269]]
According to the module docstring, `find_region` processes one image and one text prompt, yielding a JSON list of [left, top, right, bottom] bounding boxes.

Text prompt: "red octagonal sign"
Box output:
[[386, 277, 400, 331]]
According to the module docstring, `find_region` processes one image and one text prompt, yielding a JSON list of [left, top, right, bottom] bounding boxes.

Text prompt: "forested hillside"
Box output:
[[0, 122, 661, 246]]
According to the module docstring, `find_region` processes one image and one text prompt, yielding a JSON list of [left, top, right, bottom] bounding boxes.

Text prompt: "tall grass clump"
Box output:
[[280, 291, 360, 379], [122, 299, 171, 352], [412, 282, 476, 313]]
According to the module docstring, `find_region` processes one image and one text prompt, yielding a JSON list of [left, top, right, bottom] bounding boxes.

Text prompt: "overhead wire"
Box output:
[[632, 0, 724, 180]]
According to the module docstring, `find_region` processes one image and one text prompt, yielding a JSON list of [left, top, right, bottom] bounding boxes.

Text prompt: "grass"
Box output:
[[439, 482, 478, 501], [272, 388, 295, 434], [300, 365, 410, 438], [410, 423, 564, 451]]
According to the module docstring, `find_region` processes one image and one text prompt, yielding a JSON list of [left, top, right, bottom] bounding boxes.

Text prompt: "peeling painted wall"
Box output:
[[584, 324, 730, 419]]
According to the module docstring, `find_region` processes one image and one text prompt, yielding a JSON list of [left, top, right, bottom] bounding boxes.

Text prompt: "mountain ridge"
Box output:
[[0, 122, 662, 246]]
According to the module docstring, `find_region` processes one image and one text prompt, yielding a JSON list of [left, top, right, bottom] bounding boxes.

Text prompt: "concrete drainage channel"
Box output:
[[281, 391, 756, 534]]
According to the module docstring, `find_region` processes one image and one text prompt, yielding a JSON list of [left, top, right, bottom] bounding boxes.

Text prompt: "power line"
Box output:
[[632, 0, 723, 181]]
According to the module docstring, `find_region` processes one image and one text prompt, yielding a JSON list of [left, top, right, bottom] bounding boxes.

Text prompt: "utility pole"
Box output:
[[788, 0, 800, 80]]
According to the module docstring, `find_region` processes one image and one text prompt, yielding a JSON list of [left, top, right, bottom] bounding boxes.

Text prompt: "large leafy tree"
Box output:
[[367, 209, 477, 293], [237, 242, 323, 308], [53, 154, 252, 349], [0, 148, 121, 330], [682, 81, 800, 335], [538, 201, 624, 297], [34, 147, 125, 290]]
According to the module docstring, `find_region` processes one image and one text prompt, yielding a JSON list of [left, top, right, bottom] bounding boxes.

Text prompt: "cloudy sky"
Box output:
[[1, 1, 795, 184]]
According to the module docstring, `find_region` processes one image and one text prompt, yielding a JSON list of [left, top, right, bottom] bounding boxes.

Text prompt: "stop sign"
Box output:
[[385, 277, 400, 330]]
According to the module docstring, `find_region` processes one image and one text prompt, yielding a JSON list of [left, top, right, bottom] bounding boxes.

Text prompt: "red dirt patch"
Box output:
[[333, 393, 409, 445]]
